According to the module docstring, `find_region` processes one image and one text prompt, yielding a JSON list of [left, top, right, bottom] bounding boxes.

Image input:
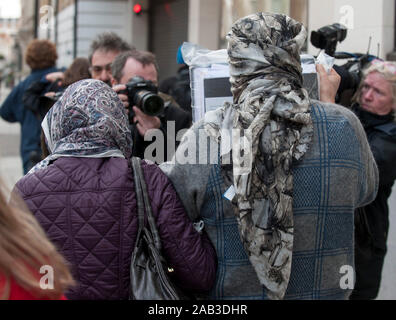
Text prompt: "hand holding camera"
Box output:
[[121, 76, 164, 117], [311, 23, 378, 107], [114, 76, 165, 137], [113, 84, 130, 110], [132, 106, 162, 137]]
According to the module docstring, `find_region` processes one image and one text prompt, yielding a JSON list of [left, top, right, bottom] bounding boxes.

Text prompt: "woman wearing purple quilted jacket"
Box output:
[[13, 79, 217, 300]]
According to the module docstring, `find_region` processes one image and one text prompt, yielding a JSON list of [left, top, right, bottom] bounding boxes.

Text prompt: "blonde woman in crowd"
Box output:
[[0, 179, 74, 300]]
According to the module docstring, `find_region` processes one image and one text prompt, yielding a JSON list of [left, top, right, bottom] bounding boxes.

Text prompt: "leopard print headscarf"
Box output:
[[205, 12, 313, 299]]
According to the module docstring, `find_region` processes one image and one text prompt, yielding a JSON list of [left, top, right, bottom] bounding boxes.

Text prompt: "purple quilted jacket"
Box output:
[[15, 157, 217, 300]]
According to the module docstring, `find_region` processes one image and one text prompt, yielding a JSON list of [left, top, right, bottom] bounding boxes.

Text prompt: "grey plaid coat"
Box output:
[[160, 101, 378, 299]]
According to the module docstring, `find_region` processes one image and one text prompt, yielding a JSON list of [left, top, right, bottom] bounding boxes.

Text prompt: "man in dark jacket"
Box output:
[[111, 50, 192, 163], [160, 64, 191, 115], [345, 60, 396, 300], [0, 39, 59, 174]]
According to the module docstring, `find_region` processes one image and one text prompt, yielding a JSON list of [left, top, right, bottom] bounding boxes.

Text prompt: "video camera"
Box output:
[[311, 23, 377, 106], [120, 76, 165, 123]]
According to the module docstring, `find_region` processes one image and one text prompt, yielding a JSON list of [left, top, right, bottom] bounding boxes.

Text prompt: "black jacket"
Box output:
[[159, 65, 192, 116], [353, 105, 396, 250], [131, 92, 192, 163]]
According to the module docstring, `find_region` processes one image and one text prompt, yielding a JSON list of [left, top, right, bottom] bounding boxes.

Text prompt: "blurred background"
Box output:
[[1, 0, 395, 84]]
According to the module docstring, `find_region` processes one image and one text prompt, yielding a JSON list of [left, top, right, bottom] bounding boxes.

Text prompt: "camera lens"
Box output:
[[135, 90, 164, 117]]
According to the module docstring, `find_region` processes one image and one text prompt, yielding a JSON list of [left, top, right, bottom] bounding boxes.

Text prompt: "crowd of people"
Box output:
[[0, 11, 395, 300]]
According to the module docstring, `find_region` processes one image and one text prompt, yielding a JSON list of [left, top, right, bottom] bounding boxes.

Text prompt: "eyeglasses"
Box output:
[[89, 63, 112, 75], [370, 59, 396, 75]]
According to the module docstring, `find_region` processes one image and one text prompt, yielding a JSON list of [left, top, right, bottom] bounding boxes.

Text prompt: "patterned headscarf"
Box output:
[[30, 79, 133, 173], [205, 13, 314, 299]]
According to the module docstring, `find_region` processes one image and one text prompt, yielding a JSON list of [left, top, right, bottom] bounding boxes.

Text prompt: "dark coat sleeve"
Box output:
[[162, 103, 192, 155], [142, 161, 217, 293], [369, 131, 396, 187], [159, 76, 177, 94], [0, 83, 21, 122]]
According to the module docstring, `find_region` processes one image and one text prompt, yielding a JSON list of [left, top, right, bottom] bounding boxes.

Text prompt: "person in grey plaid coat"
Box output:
[[160, 12, 378, 300]]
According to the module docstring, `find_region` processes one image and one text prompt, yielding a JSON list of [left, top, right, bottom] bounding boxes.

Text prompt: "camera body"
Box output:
[[39, 90, 65, 117], [121, 76, 165, 121], [311, 23, 347, 56]]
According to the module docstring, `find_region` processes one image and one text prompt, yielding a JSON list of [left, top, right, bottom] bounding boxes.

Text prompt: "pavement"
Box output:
[[0, 84, 395, 299]]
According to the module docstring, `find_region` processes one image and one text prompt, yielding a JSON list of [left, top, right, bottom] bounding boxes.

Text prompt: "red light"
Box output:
[[133, 4, 142, 15]]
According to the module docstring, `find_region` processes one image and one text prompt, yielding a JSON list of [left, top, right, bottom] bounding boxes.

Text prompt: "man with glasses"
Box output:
[[44, 32, 133, 87], [88, 32, 134, 86], [111, 50, 192, 162]]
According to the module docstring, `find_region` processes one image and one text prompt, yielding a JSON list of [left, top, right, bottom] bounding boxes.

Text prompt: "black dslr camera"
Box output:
[[311, 23, 348, 56], [120, 76, 165, 122]]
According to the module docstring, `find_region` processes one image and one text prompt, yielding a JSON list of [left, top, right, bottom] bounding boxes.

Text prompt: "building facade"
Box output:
[[0, 18, 20, 63], [0, 17, 22, 82]]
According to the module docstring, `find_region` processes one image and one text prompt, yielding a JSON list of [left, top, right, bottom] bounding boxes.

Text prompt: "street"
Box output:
[[0, 85, 395, 299]]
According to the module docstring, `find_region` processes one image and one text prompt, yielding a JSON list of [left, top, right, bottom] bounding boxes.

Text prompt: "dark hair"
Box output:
[[89, 32, 133, 65], [25, 39, 58, 70], [63, 57, 91, 88], [111, 50, 159, 83]]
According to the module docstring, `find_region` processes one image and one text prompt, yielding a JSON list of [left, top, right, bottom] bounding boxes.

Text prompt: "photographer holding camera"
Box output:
[[349, 60, 396, 300], [311, 22, 378, 107], [111, 50, 191, 163], [320, 59, 396, 300]]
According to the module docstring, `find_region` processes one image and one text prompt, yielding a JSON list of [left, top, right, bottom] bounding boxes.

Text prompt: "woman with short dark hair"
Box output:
[[25, 39, 58, 71]]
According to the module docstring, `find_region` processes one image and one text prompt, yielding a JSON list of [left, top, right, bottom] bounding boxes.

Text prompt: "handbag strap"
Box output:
[[131, 157, 162, 251], [131, 157, 145, 241]]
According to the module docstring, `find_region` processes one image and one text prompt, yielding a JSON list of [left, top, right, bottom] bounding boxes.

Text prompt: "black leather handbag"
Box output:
[[129, 157, 185, 300]]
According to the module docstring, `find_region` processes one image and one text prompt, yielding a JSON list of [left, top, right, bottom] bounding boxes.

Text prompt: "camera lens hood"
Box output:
[[135, 90, 165, 117]]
